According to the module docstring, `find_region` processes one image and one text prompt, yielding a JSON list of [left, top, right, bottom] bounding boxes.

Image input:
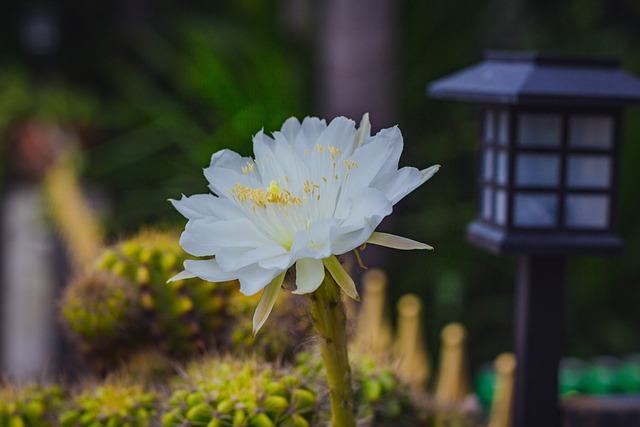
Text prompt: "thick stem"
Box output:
[[308, 271, 356, 427]]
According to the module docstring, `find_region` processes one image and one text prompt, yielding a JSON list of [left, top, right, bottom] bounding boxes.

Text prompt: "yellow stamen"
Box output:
[[344, 160, 357, 170]]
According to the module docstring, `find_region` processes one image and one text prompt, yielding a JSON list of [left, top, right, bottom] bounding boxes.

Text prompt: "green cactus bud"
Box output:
[[161, 408, 184, 427], [138, 247, 154, 264], [136, 266, 150, 285], [263, 395, 289, 417], [186, 393, 206, 408], [216, 399, 234, 414], [264, 382, 287, 397], [290, 389, 315, 412], [232, 409, 247, 426], [121, 241, 142, 259], [280, 413, 309, 427], [186, 403, 212, 424], [21, 400, 45, 424], [95, 249, 119, 270], [169, 390, 190, 408], [249, 413, 274, 427], [361, 379, 383, 402]]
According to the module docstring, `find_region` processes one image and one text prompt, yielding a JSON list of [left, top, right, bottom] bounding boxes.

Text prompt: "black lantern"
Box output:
[[429, 51, 640, 255], [428, 51, 640, 427]]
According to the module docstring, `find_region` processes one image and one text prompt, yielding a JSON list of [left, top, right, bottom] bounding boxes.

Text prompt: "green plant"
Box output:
[[61, 230, 238, 364], [58, 383, 158, 427], [163, 357, 317, 427], [0, 385, 64, 427]]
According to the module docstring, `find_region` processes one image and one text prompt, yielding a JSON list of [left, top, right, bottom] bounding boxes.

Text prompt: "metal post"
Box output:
[[513, 255, 566, 427]]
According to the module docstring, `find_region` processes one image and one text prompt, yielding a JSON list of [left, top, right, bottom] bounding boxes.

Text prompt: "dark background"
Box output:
[[1, 0, 639, 374]]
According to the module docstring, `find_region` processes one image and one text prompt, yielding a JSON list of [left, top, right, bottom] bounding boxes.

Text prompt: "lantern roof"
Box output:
[[428, 51, 640, 106]]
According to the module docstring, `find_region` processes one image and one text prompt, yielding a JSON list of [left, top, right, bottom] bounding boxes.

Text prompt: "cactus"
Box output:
[[60, 271, 140, 367], [163, 357, 318, 427], [61, 230, 239, 362], [293, 350, 421, 427], [0, 384, 64, 427], [58, 383, 159, 427]]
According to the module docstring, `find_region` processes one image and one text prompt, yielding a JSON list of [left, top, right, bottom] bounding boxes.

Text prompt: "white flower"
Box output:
[[171, 114, 439, 333]]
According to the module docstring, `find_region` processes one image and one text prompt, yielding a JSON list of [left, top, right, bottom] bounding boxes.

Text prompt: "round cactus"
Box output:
[[0, 384, 64, 427], [58, 383, 159, 427], [61, 230, 240, 363], [92, 230, 237, 357], [163, 357, 318, 427], [60, 271, 140, 365]]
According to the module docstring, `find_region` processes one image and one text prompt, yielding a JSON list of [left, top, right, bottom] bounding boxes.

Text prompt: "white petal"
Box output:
[[323, 255, 359, 300], [289, 218, 339, 260], [216, 244, 289, 270], [252, 271, 286, 335], [332, 188, 392, 254], [368, 126, 403, 174], [258, 252, 293, 270], [295, 117, 327, 153], [167, 269, 196, 282], [204, 149, 262, 197], [367, 231, 433, 250], [373, 164, 440, 205], [292, 258, 325, 294], [317, 116, 357, 155], [338, 135, 401, 201], [170, 194, 243, 220], [237, 265, 283, 296], [180, 218, 270, 256], [279, 116, 302, 142], [183, 259, 239, 282]]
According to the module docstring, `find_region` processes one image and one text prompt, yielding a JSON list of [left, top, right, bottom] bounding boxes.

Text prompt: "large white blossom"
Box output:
[[171, 114, 439, 333]]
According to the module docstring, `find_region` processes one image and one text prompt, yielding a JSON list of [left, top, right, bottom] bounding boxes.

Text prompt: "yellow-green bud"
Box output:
[[249, 413, 275, 427], [186, 403, 212, 424], [263, 395, 289, 417]]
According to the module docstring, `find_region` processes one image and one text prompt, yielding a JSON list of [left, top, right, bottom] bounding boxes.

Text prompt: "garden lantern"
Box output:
[[428, 51, 640, 427]]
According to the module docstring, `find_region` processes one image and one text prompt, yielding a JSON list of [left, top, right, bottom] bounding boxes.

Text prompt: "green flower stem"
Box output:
[[308, 270, 356, 427]]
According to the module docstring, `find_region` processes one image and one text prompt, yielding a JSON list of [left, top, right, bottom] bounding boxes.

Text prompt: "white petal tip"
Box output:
[[167, 270, 196, 282], [422, 164, 441, 178]]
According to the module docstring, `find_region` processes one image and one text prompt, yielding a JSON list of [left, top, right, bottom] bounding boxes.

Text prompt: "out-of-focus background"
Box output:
[[1, 0, 639, 380]]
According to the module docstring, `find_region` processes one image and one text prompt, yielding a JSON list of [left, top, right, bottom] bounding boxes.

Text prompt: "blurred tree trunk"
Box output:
[[317, 0, 398, 273], [318, 0, 398, 129]]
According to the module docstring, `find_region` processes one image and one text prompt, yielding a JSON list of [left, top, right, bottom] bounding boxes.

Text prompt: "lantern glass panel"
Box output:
[[495, 190, 507, 225], [518, 113, 562, 147], [569, 115, 614, 149], [483, 149, 494, 181], [516, 154, 561, 187], [484, 110, 495, 142], [566, 155, 612, 189], [498, 111, 509, 146], [514, 193, 558, 227], [496, 151, 509, 185], [482, 187, 493, 220], [565, 194, 609, 229]]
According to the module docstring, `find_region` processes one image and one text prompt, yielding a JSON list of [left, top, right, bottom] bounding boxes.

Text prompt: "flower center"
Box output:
[[230, 180, 302, 209]]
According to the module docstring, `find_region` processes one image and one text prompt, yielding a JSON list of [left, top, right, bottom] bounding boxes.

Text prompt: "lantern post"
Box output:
[[428, 51, 640, 427]]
